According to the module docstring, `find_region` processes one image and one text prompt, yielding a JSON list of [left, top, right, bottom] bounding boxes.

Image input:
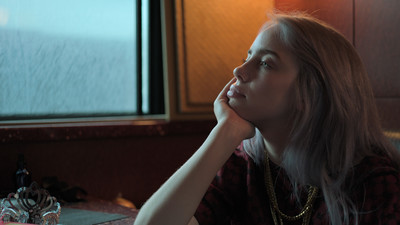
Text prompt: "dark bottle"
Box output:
[[16, 154, 32, 188]]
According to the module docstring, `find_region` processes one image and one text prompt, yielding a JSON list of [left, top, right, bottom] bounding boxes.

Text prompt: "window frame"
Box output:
[[0, 0, 165, 122]]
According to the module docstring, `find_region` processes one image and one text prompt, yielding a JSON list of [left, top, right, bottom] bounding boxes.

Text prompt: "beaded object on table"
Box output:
[[0, 182, 61, 225]]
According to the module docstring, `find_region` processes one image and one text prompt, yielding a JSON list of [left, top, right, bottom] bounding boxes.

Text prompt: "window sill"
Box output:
[[0, 116, 216, 143]]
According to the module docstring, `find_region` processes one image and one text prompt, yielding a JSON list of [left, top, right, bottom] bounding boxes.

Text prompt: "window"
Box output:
[[0, 0, 164, 122]]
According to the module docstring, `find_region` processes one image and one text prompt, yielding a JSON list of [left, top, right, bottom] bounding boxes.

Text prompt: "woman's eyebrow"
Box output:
[[248, 49, 281, 60]]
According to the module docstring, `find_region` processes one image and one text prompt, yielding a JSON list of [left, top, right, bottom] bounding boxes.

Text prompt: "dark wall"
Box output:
[[0, 121, 214, 207], [355, 0, 400, 130]]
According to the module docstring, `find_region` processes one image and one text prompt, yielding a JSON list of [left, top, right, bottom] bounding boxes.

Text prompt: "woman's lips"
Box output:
[[227, 84, 245, 98]]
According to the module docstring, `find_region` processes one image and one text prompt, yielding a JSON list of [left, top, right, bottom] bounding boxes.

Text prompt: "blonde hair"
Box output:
[[243, 12, 399, 225]]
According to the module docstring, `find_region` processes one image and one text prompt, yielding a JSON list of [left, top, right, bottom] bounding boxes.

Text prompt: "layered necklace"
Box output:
[[264, 154, 318, 225]]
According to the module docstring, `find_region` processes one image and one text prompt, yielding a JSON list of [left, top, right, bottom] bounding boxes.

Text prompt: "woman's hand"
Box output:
[[214, 78, 255, 140]]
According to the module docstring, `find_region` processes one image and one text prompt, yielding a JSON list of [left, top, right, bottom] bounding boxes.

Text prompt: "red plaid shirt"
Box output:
[[195, 148, 400, 225]]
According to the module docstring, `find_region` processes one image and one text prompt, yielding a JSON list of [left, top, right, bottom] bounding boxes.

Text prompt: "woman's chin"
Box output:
[[227, 99, 240, 110], [228, 101, 247, 118]]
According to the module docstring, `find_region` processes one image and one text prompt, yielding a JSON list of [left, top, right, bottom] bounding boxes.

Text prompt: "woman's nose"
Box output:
[[233, 65, 248, 83]]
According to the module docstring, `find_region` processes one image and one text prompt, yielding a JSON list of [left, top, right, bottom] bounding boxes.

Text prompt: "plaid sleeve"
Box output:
[[356, 156, 400, 224], [194, 149, 248, 225]]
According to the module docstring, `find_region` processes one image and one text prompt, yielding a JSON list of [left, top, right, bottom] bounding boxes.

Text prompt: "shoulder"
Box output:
[[217, 147, 251, 177], [223, 144, 252, 167], [212, 145, 260, 187], [352, 154, 400, 217], [352, 154, 400, 223], [353, 154, 399, 188], [354, 154, 399, 180]]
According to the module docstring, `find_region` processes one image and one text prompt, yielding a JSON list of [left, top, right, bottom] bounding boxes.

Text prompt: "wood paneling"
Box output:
[[355, 0, 400, 97], [355, 0, 400, 129], [376, 99, 400, 130], [172, 0, 274, 114]]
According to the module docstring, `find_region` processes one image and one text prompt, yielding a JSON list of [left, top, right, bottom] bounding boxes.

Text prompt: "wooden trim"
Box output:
[[0, 119, 216, 143]]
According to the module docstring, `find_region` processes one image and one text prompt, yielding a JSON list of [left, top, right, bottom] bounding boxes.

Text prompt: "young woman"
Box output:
[[134, 12, 400, 225]]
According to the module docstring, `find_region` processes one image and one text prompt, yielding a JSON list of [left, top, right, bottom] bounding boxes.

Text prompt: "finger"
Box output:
[[216, 77, 236, 100]]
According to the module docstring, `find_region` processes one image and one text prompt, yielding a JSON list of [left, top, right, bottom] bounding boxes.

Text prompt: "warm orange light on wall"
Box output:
[[173, 0, 275, 115]]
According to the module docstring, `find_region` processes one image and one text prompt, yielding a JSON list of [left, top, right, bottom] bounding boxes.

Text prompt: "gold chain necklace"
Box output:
[[264, 154, 318, 225]]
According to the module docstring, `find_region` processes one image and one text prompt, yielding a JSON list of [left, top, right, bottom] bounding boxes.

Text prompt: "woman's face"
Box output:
[[227, 25, 299, 128]]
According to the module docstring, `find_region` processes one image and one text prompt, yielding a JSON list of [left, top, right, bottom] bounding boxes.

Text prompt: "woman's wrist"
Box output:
[[215, 119, 253, 145]]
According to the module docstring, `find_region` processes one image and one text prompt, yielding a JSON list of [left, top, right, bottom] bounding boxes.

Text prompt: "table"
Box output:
[[62, 198, 138, 225]]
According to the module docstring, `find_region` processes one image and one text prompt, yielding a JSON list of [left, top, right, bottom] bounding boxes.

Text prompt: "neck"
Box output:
[[263, 138, 283, 165], [259, 122, 292, 165]]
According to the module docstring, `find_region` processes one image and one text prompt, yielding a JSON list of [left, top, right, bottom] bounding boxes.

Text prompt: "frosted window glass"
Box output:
[[0, 0, 137, 119]]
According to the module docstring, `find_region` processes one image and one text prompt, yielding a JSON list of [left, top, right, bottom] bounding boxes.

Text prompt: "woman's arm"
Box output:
[[134, 78, 254, 225]]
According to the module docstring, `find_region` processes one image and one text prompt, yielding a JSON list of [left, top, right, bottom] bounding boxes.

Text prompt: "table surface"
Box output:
[[63, 198, 138, 225]]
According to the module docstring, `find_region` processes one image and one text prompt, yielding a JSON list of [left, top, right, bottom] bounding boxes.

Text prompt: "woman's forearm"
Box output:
[[134, 122, 245, 225]]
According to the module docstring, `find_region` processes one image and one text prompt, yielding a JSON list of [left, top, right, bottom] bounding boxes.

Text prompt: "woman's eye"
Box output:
[[260, 61, 271, 68]]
